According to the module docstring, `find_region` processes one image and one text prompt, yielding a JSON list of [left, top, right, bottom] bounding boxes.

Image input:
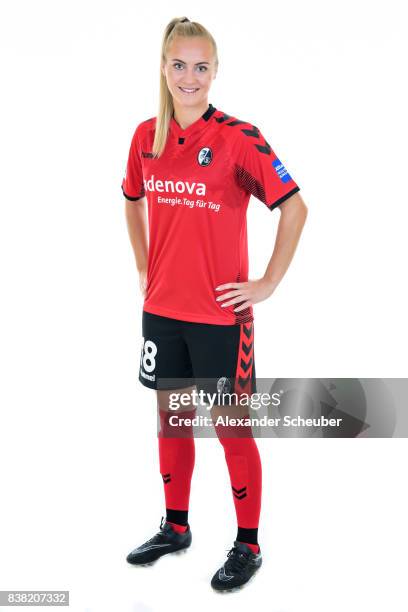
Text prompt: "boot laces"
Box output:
[[225, 546, 250, 574]]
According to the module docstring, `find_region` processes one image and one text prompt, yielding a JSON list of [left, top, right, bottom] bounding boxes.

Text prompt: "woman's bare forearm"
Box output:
[[263, 193, 308, 288]]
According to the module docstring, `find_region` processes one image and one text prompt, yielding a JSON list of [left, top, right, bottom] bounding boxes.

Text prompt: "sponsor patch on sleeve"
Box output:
[[272, 158, 292, 183]]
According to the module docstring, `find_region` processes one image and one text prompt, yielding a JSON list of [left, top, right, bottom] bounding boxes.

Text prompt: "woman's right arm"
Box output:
[[125, 197, 149, 296]]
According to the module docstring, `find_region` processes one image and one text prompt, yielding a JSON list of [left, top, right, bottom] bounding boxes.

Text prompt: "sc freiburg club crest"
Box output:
[[197, 147, 213, 166]]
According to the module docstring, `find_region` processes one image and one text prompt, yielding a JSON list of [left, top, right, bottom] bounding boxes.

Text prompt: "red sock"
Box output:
[[158, 408, 195, 521], [238, 541, 260, 554], [166, 521, 188, 533], [215, 414, 262, 542]]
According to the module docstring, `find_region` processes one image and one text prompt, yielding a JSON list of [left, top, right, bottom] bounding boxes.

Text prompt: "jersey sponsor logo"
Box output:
[[144, 174, 206, 196], [272, 158, 292, 183], [197, 147, 213, 166]]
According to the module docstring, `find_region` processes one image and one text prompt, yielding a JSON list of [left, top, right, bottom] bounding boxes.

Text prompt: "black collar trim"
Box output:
[[203, 103, 217, 121]]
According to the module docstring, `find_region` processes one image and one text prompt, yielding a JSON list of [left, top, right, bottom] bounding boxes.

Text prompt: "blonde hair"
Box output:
[[153, 16, 218, 158]]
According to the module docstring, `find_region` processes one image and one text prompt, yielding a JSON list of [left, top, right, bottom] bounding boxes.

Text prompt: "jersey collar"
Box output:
[[169, 103, 216, 138]]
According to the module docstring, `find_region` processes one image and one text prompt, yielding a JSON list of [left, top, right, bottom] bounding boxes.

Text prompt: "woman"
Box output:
[[121, 16, 307, 591]]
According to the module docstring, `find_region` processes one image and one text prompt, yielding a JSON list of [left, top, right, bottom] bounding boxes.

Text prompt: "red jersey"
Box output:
[[121, 103, 300, 325]]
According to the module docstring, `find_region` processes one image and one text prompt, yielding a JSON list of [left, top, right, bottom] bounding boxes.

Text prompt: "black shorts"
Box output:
[[139, 310, 256, 396]]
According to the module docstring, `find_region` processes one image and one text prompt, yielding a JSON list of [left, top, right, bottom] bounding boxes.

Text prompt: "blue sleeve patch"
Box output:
[[272, 158, 292, 183]]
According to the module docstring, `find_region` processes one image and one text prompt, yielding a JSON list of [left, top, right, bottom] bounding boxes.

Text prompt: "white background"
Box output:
[[0, 0, 407, 610]]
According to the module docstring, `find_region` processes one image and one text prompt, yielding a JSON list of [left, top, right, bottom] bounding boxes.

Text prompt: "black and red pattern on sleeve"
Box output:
[[234, 123, 300, 210]]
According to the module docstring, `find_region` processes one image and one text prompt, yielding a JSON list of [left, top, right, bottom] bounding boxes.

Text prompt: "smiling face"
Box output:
[[161, 36, 217, 109]]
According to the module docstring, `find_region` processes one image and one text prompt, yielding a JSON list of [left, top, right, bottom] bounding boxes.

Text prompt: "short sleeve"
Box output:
[[121, 126, 145, 201], [234, 124, 300, 210]]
